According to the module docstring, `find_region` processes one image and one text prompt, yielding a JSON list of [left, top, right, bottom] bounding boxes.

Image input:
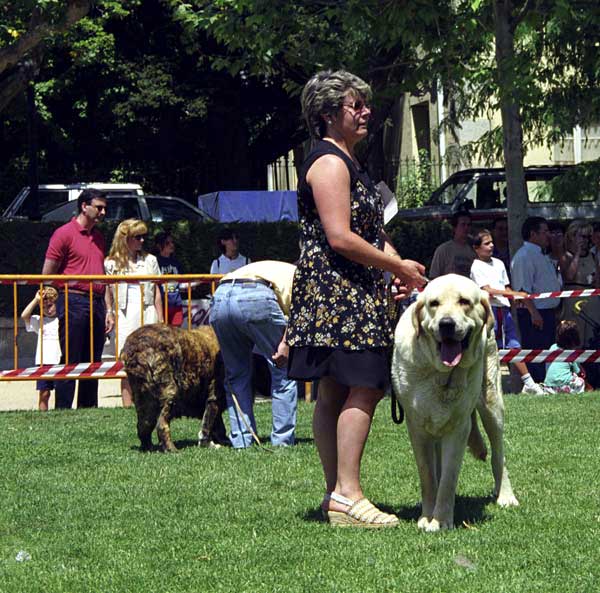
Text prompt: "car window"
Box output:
[[527, 173, 596, 203], [105, 198, 142, 221], [147, 198, 203, 222], [432, 180, 471, 205], [40, 201, 79, 221], [17, 189, 69, 217], [473, 177, 504, 209]]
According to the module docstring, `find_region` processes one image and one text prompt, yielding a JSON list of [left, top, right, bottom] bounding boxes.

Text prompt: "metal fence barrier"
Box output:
[[0, 273, 219, 380]]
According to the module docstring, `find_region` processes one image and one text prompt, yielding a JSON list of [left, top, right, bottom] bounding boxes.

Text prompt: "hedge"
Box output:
[[0, 218, 452, 315]]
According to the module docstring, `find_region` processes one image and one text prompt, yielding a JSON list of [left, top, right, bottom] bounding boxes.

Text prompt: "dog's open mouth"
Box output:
[[438, 332, 471, 367]]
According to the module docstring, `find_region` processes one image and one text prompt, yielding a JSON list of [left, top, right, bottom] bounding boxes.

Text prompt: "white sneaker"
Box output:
[[521, 382, 544, 396]]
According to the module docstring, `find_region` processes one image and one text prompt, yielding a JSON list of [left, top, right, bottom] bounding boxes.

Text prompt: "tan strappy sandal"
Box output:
[[326, 492, 399, 528]]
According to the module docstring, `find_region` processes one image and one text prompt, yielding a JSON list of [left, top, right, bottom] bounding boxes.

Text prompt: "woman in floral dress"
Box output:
[[287, 70, 427, 527]]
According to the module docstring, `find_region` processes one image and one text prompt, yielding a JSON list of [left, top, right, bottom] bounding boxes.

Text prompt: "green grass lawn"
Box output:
[[1, 393, 599, 593]]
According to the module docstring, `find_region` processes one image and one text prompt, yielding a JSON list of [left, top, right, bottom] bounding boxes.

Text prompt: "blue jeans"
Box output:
[[209, 282, 297, 448], [492, 306, 521, 348], [516, 307, 557, 383]]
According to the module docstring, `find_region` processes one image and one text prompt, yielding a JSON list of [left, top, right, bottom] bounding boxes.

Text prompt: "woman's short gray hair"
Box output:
[[301, 70, 372, 139]]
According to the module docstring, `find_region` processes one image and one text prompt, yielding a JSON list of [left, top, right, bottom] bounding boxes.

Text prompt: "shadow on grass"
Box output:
[[300, 494, 494, 527], [130, 432, 311, 453], [129, 438, 233, 452], [396, 494, 494, 527]]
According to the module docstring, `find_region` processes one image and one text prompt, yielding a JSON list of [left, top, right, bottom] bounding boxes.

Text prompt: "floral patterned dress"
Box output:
[[287, 140, 392, 351]]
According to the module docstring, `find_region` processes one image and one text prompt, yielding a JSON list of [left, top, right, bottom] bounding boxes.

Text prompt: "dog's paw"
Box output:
[[496, 492, 519, 507], [199, 439, 221, 449], [426, 518, 454, 532], [417, 516, 431, 530]]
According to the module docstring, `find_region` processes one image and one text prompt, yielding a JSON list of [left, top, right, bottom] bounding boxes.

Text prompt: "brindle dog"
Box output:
[[121, 324, 229, 452]]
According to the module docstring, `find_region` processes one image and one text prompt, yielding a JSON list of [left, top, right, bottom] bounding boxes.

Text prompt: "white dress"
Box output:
[[105, 254, 161, 354]]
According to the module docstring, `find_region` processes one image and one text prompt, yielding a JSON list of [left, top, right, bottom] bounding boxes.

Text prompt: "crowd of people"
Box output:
[[28, 189, 253, 411], [429, 210, 597, 394], [24, 68, 596, 529]]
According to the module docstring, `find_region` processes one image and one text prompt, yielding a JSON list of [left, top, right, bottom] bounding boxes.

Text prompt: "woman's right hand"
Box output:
[[391, 259, 427, 291]]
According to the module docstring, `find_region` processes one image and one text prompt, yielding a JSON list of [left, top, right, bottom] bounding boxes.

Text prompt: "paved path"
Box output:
[[0, 378, 123, 411]]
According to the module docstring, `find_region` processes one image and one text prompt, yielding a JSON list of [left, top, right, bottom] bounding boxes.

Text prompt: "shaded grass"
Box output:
[[1, 393, 599, 593]]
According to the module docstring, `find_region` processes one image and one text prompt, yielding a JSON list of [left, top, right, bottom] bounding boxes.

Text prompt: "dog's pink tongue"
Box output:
[[441, 341, 462, 367]]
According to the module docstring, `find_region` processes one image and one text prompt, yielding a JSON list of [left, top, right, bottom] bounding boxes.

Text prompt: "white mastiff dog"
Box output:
[[391, 274, 519, 531]]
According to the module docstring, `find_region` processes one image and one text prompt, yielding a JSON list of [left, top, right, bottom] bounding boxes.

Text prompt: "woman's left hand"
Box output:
[[392, 259, 428, 291], [392, 278, 412, 301], [105, 311, 115, 334]]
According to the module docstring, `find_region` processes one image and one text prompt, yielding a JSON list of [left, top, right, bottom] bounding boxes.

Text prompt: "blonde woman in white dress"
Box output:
[[105, 219, 163, 406]]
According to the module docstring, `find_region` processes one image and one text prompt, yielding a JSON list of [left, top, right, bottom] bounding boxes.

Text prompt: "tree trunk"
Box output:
[[0, 1, 91, 76], [494, 0, 527, 257]]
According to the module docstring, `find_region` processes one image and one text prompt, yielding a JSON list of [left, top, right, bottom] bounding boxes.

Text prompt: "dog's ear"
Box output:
[[412, 297, 425, 336], [479, 291, 495, 332]]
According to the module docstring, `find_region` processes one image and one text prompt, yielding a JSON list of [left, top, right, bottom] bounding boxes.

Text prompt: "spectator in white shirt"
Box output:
[[210, 227, 251, 275], [21, 287, 61, 410], [470, 229, 543, 395], [511, 217, 561, 382]]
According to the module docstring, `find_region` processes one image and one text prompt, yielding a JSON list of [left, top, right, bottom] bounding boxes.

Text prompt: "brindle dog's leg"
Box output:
[[199, 377, 219, 447], [133, 388, 160, 452], [156, 385, 178, 452]]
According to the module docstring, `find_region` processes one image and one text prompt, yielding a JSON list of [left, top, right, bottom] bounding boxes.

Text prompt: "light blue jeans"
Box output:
[[209, 282, 297, 448]]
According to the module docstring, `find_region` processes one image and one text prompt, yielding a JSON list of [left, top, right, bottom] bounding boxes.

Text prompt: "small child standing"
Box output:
[[155, 232, 185, 326], [470, 229, 544, 395], [21, 287, 61, 411], [542, 320, 586, 394]]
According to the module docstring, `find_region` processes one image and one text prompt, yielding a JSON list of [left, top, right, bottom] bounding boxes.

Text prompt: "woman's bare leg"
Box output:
[[328, 386, 383, 511], [38, 389, 50, 411], [121, 377, 133, 408], [312, 377, 347, 506]]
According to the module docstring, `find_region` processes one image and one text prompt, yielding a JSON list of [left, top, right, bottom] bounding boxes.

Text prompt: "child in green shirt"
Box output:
[[543, 320, 586, 394]]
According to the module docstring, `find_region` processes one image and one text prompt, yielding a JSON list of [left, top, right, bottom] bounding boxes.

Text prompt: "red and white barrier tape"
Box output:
[[0, 361, 125, 380], [412, 285, 600, 300], [2, 349, 600, 382], [510, 288, 600, 300], [499, 349, 600, 364]]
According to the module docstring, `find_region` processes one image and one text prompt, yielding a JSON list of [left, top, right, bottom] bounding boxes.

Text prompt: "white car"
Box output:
[[1, 182, 144, 220], [40, 194, 214, 223]]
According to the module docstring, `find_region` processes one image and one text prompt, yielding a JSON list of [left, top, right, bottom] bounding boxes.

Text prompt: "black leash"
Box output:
[[388, 294, 406, 425], [391, 388, 404, 424]]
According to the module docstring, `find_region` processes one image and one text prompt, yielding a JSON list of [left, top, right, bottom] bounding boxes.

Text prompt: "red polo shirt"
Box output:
[[45, 218, 106, 295]]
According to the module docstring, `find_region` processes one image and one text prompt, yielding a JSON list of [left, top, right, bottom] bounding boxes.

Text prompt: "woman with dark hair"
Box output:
[[209, 228, 250, 274], [286, 70, 427, 528], [154, 232, 184, 326], [542, 320, 586, 394]]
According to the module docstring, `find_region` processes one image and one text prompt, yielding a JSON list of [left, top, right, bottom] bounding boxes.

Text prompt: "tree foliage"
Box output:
[[0, 0, 92, 111], [1, 0, 599, 213]]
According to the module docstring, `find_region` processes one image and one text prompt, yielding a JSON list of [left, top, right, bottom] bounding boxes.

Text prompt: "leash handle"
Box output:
[[391, 389, 404, 425]]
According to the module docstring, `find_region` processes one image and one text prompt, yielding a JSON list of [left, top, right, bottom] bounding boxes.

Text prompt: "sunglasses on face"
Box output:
[[132, 234, 146, 241], [343, 99, 370, 112], [89, 203, 107, 212]]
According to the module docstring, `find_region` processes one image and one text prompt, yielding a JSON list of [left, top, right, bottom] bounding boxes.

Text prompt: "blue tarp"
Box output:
[[197, 191, 297, 223]]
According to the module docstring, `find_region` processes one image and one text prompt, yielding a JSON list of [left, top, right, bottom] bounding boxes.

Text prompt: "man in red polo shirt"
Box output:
[[42, 189, 115, 409]]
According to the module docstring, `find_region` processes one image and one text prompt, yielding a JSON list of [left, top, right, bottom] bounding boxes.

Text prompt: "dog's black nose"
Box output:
[[438, 317, 456, 338]]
